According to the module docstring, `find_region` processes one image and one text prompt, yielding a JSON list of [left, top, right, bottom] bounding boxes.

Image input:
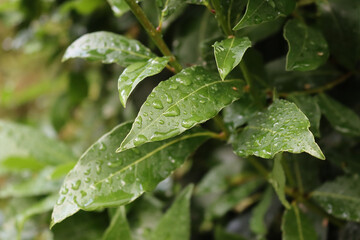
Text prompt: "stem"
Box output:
[[124, 0, 182, 73], [239, 61, 262, 107], [211, 0, 233, 36], [213, 114, 229, 139]]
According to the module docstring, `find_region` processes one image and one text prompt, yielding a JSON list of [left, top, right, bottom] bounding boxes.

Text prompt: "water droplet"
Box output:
[[150, 129, 179, 141], [134, 135, 148, 145], [61, 187, 69, 195], [80, 191, 87, 197], [99, 142, 107, 151], [84, 177, 91, 183], [71, 180, 81, 190], [181, 119, 196, 128], [165, 93, 173, 103], [164, 106, 180, 117], [84, 169, 91, 175], [152, 100, 164, 109], [107, 159, 123, 168], [135, 116, 142, 128], [159, 119, 165, 125], [56, 196, 66, 205], [169, 83, 178, 90]]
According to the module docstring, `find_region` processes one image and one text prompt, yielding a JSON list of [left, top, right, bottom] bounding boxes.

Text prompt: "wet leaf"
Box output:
[[213, 37, 251, 80], [282, 204, 318, 240], [51, 122, 210, 226], [316, 93, 360, 137], [232, 100, 325, 160], [118, 66, 245, 152], [233, 0, 295, 30], [311, 174, 360, 222], [107, 0, 130, 17], [150, 185, 193, 240], [250, 187, 273, 237], [62, 31, 156, 67], [102, 206, 132, 240], [118, 57, 170, 107], [284, 19, 329, 71], [156, 0, 185, 22]]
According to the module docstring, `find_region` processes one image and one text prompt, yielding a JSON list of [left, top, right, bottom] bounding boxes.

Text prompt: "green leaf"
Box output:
[[232, 100, 325, 160], [316, 93, 360, 137], [250, 187, 273, 237], [102, 206, 132, 240], [118, 66, 245, 152], [284, 19, 329, 71], [215, 226, 247, 240], [268, 154, 290, 209], [213, 37, 252, 80], [118, 57, 170, 107], [311, 175, 360, 222], [288, 94, 321, 137], [0, 120, 76, 166], [233, 0, 295, 30], [51, 122, 210, 226], [156, 0, 185, 22], [49, 162, 77, 180], [282, 204, 318, 240], [150, 185, 193, 240], [107, 0, 130, 17], [62, 31, 156, 67], [61, 0, 104, 15]]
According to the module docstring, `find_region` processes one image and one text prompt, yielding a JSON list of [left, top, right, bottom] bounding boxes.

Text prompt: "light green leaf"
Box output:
[[0, 156, 46, 173], [232, 100, 325, 160], [107, 0, 130, 17], [268, 154, 290, 209], [233, 0, 295, 30], [311, 175, 360, 222], [51, 122, 210, 227], [213, 37, 252, 80], [102, 206, 132, 240], [284, 19, 329, 71], [250, 187, 273, 237], [0, 120, 76, 166], [61, 0, 104, 15], [288, 94, 321, 137], [316, 93, 360, 137], [282, 204, 318, 240], [118, 66, 245, 152], [150, 185, 193, 240], [156, 0, 186, 22], [62, 31, 156, 67], [49, 162, 77, 180], [118, 57, 170, 107]]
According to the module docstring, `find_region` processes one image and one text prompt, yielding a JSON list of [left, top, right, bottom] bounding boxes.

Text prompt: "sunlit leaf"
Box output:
[[102, 206, 132, 240], [118, 66, 245, 152], [118, 57, 170, 107], [232, 100, 325, 160], [107, 0, 130, 17], [51, 122, 210, 226], [284, 19, 329, 71]]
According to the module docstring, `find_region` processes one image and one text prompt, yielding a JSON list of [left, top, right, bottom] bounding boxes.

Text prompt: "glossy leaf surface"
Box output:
[[118, 66, 245, 152], [150, 185, 193, 240], [102, 206, 132, 240], [268, 155, 290, 208], [282, 205, 318, 240], [311, 175, 360, 222], [284, 19, 329, 71], [316, 93, 360, 136], [118, 57, 170, 107], [213, 37, 252, 80], [51, 122, 210, 226], [107, 0, 130, 17], [233, 100, 325, 160], [62, 31, 156, 66], [233, 0, 296, 30]]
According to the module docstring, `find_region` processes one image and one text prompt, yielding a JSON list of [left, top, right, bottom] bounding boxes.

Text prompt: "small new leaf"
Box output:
[[102, 206, 132, 240], [107, 0, 130, 17]]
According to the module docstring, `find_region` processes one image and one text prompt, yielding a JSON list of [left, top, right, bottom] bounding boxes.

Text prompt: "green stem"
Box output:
[[124, 0, 182, 73]]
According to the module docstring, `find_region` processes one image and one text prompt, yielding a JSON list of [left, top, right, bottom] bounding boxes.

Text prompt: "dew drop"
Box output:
[[165, 93, 173, 103], [56, 196, 66, 205], [169, 83, 178, 90], [159, 119, 165, 125], [99, 142, 107, 151], [164, 106, 180, 117], [80, 191, 87, 197], [61, 187, 69, 195], [152, 100, 164, 109], [134, 135, 148, 145], [181, 119, 196, 128], [71, 180, 81, 190]]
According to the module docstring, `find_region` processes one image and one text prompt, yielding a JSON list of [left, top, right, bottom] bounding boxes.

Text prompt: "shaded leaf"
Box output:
[[282, 204, 318, 240], [156, 0, 185, 22], [150, 185, 193, 240], [268, 154, 290, 209], [118, 66, 245, 152], [102, 206, 132, 240], [118, 57, 170, 107], [233, 0, 295, 30], [51, 122, 210, 226], [107, 0, 130, 17], [62, 31, 156, 67], [215, 226, 247, 240], [311, 174, 360, 222], [232, 100, 325, 160], [316, 93, 360, 137], [213, 37, 252, 80], [250, 187, 273, 237], [284, 19, 329, 71]]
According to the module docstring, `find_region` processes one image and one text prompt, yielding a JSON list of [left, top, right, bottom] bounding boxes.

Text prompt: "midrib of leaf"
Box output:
[[293, 206, 305, 240], [120, 79, 240, 149], [221, 38, 235, 72], [97, 131, 213, 186], [311, 191, 360, 202]]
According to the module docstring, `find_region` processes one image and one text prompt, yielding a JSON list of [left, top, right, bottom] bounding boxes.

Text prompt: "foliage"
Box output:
[[0, 0, 360, 239]]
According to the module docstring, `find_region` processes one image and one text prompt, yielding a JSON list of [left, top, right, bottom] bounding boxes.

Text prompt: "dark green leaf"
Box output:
[[118, 57, 170, 108], [215, 226, 247, 240], [311, 175, 360, 222], [284, 19, 329, 71], [118, 66, 245, 152], [51, 122, 210, 226], [107, 0, 130, 17], [233, 0, 295, 30], [156, 0, 185, 22], [150, 185, 193, 240], [282, 204, 318, 240], [102, 206, 132, 240], [316, 93, 360, 137], [268, 154, 290, 209], [250, 187, 273, 237], [232, 100, 325, 160], [213, 37, 252, 80], [62, 31, 156, 67], [288, 94, 321, 137]]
